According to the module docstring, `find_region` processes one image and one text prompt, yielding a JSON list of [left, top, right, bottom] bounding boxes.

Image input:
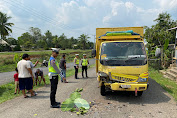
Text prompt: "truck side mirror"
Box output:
[[92, 49, 96, 57], [155, 48, 161, 58]]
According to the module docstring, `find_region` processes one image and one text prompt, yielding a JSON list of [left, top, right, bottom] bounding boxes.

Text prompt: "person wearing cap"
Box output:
[[48, 48, 67, 108], [17, 54, 36, 98], [74, 54, 79, 79], [81, 54, 89, 78]]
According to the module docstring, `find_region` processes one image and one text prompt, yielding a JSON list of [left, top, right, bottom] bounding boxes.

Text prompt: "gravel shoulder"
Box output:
[[0, 67, 176, 118]]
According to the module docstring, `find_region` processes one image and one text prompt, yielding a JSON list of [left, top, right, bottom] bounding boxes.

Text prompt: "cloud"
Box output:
[[102, 1, 163, 27], [154, 0, 177, 10]]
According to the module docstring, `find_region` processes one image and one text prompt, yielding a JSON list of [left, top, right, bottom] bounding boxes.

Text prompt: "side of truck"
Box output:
[[92, 27, 149, 96]]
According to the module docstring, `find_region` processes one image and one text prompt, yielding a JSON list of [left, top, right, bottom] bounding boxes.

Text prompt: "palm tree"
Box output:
[[78, 34, 90, 50], [0, 12, 14, 40]]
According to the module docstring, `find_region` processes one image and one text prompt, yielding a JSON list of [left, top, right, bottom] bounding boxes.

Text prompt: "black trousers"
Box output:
[[74, 66, 78, 79], [50, 75, 58, 106], [82, 66, 88, 77]]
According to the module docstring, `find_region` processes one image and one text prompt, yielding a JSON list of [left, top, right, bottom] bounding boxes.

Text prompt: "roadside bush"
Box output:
[[13, 45, 22, 51], [0, 44, 11, 52], [44, 47, 49, 50], [3, 59, 15, 65]]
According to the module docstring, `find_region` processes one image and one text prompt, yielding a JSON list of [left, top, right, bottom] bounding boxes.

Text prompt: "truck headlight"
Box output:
[[137, 77, 147, 82], [98, 72, 108, 77]]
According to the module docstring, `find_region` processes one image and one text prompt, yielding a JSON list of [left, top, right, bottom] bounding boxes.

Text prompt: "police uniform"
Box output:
[[48, 48, 64, 108], [81, 54, 89, 78], [74, 54, 79, 79]]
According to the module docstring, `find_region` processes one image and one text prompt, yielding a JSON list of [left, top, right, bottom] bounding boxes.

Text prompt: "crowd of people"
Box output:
[[13, 48, 90, 108]]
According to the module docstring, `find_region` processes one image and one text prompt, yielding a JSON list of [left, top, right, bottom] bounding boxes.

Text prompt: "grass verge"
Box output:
[[0, 65, 95, 104], [149, 67, 177, 101]]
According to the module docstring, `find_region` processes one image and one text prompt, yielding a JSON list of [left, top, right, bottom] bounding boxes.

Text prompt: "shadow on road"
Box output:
[[104, 78, 171, 104], [67, 81, 78, 83], [79, 76, 97, 80], [31, 96, 49, 99], [36, 91, 50, 94]]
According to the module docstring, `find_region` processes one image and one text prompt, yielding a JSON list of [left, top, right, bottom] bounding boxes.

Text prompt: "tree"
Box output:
[[52, 35, 59, 48], [58, 33, 68, 49], [144, 12, 177, 48], [144, 12, 177, 68], [18, 32, 33, 49], [6, 37, 17, 45], [0, 11, 14, 40], [44, 30, 54, 48], [29, 27, 43, 48], [78, 34, 90, 50], [68, 37, 78, 49]]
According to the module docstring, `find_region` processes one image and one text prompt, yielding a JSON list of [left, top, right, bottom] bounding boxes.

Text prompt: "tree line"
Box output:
[[0, 11, 94, 51]]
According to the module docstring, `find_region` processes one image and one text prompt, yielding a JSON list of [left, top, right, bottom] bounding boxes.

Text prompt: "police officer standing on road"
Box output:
[[48, 48, 66, 108], [81, 54, 89, 78], [74, 54, 79, 79]]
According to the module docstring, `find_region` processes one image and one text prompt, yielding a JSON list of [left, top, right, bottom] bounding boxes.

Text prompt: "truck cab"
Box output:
[[93, 27, 149, 96]]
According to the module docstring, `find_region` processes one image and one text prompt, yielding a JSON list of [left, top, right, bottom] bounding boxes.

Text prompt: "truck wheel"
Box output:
[[137, 91, 143, 96], [100, 84, 106, 96]]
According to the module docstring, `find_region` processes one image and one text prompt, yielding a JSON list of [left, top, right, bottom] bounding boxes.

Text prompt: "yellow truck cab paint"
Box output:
[[94, 27, 149, 96]]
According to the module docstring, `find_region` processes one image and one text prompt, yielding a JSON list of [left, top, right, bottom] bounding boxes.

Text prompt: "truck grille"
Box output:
[[111, 75, 136, 82], [109, 72, 137, 82]]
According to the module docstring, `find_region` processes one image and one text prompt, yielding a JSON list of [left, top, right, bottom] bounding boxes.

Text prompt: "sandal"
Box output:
[[24, 95, 29, 98], [31, 93, 37, 97]]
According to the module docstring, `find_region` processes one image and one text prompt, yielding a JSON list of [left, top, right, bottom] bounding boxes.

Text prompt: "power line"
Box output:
[[6, 0, 76, 30], [1, 0, 85, 37], [4, 0, 60, 28], [13, 26, 29, 32], [2, 0, 71, 32]]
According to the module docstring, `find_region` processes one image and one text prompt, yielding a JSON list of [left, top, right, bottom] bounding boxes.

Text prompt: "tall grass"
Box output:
[[149, 67, 177, 101]]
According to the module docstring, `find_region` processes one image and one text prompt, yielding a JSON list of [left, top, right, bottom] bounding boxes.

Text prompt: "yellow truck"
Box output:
[[92, 27, 149, 96]]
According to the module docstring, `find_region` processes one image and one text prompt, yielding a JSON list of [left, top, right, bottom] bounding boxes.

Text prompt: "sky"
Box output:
[[0, 0, 177, 42]]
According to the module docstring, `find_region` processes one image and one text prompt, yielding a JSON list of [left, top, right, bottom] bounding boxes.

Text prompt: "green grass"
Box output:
[[149, 67, 177, 101], [0, 64, 17, 72], [0, 65, 95, 104]]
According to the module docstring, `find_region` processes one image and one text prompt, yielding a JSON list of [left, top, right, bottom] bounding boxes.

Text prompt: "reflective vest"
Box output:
[[74, 57, 79, 65], [82, 59, 88, 66], [48, 57, 59, 74]]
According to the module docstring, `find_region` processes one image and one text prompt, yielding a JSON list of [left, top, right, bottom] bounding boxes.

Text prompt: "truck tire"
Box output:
[[100, 84, 106, 96], [137, 91, 143, 96]]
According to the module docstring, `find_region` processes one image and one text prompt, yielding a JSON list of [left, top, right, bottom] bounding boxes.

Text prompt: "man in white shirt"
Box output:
[[17, 54, 36, 98]]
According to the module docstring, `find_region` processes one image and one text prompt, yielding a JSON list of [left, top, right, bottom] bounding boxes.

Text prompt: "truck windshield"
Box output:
[[100, 42, 147, 66]]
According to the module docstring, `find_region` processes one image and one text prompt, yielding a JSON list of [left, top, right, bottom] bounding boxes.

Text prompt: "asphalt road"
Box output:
[[0, 67, 176, 118], [0, 59, 95, 85]]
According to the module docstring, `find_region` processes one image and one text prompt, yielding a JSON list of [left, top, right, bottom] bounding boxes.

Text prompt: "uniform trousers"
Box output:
[[82, 66, 88, 77], [74, 66, 78, 79], [50, 75, 58, 106]]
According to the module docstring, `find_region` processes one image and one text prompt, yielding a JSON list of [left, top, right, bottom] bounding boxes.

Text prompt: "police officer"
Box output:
[[74, 54, 79, 79], [81, 54, 89, 78], [48, 48, 66, 108]]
